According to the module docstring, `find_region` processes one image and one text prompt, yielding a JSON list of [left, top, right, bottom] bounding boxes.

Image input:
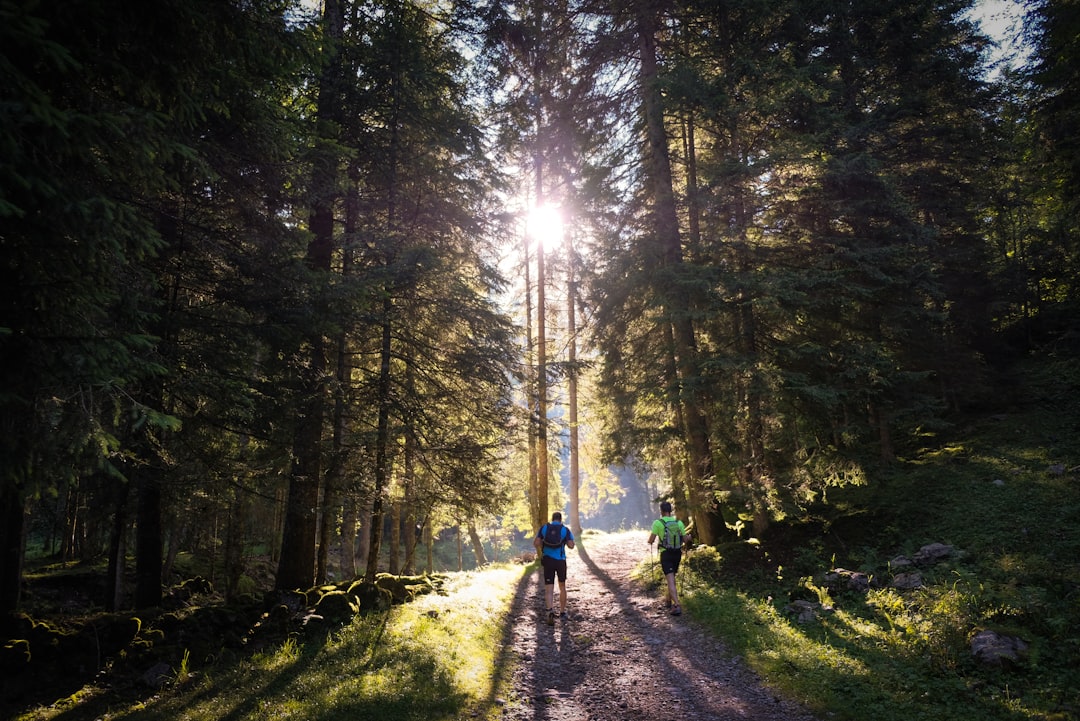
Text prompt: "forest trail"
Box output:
[[500, 531, 821, 721]]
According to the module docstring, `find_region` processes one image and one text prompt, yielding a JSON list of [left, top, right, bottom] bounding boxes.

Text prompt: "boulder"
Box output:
[[785, 600, 826, 624], [970, 629, 1029, 667], [913, 543, 954, 566], [891, 572, 924, 590], [825, 568, 870, 593]]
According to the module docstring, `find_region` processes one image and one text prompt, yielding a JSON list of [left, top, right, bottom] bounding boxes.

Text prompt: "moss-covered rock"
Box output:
[[314, 591, 357, 623]]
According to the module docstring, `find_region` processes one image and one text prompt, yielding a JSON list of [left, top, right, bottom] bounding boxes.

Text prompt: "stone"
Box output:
[[970, 629, 1029, 667], [825, 568, 870, 592], [913, 543, 954, 566], [141, 661, 173, 689], [891, 572, 923, 589]]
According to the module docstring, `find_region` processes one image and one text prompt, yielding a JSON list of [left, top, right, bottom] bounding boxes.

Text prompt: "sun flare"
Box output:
[[527, 204, 563, 251]]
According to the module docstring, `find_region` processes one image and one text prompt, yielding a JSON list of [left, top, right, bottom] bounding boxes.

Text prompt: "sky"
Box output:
[[969, 0, 1030, 69]]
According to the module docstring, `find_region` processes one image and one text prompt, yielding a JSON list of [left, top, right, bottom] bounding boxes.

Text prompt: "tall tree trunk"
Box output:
[[365, 298, 394, 582], [524, 233, 540, 530], [0, 480, 26, 615], [276, 0, 342, 591], [568, 231, 581, 535], [134, 466, 163, 608], [389, 495, 401, 575], [467, 522, 487, 567], [357, 496, 373, 574], [636, 3, 717, 544], [340, 494, 358, 579], [105, 477, 130, 611], [424, 522, 434, 573]]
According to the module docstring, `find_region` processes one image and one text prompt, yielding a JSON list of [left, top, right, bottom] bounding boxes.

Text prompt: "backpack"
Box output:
[[542, 523, 567, 548], [659, 518, 683, 550]]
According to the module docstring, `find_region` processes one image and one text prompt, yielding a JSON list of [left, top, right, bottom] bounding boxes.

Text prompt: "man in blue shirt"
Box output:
[[533, 511, 576, 625]]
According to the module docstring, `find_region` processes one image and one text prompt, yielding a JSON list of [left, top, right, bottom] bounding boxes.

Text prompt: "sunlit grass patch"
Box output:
[[26, 564, 529, 721]]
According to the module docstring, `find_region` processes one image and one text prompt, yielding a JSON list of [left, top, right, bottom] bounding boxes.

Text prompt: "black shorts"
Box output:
[[541, 555, 568, 584], [659, 548, 682, 575]]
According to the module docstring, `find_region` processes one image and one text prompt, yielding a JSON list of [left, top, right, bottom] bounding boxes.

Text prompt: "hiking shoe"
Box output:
[[559, 611, 568, 622], [671, 605, 682, 616], [546, 609, 556, 626]]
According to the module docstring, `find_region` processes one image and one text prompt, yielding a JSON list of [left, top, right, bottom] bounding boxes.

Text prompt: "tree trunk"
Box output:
[[134, 467, 163, 608], [0, 481, 26, 615], [568, 231, 581, 535], [106, 477, 130, 611], [424, 522, 434, 573], [467, 523, 487, 567], [636, 3, 717, 544], [365, 300, 394, 583], [340, 493, 358, 579], [389, 496, 401, 575], [275, 0, 342, 591]]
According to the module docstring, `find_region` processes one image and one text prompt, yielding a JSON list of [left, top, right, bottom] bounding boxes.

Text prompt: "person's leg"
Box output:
[[666, 572, 680, 606], [542, 557, 556, 611], [556, 560, 568, 614]]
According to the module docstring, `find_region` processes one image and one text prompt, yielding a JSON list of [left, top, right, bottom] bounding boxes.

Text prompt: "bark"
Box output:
[[0, 481, 26, 615], [106, 477, 130, 611], [275, 0, 342, 591], [134, 467, 163, 608], [340, 494, 358, 579], [389, 498, 401, 575], [568, 232, 581, 535], [364, 299, 394, 582], [467, 523, 488, 567], [636, 3, 717, 544]]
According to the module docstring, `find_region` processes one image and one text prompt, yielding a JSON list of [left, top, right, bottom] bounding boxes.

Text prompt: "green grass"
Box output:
[[16, 564, 530, 721], [661, 357, 1080, 721]]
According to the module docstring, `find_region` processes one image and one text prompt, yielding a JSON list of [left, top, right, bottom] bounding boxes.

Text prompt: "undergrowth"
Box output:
[[15, 565, 529, 721], [673, 355, 1080, 721]]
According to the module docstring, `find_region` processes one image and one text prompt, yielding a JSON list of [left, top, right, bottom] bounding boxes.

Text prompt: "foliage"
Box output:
[[670, 356, 1080, 721], [12, 564, 529, 721]]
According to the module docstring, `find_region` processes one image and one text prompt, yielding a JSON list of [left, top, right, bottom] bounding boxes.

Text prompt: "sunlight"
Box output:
[[527, 204, 564, 252]]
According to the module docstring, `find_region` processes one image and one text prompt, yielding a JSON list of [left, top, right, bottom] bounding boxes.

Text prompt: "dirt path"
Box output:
[[500, 532, 820, 721]]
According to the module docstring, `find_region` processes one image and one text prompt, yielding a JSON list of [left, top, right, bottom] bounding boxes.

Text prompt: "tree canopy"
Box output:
[[1, 0, 1075, 613]]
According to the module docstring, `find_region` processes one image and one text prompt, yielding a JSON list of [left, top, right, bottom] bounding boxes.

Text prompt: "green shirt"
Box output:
[[651, 516, 686, 550]]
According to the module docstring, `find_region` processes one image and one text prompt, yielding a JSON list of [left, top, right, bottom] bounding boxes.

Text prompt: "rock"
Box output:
[[913, 543, 954, 566], [891, 572, 923, 590], [825, 568, 870, 592], [970, 629, 1029, 667], [785, 600, 822, 624], [141, 661, 173, 689], [889, 555, 913, 570], [314, 590, 357, 622], [1048, 463, 1066, 476]]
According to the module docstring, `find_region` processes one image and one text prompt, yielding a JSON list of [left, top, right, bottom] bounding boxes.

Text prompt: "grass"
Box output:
[[661, 356, 1080, 721], [16, 564, 530, 721], [14, 363, 1078, 721]]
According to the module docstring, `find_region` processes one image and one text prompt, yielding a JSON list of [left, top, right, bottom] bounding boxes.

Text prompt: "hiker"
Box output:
[[647, 501, 690, 616], [533, 511, 575, 625]]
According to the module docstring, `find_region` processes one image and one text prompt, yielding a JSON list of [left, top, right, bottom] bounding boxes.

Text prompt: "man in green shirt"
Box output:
[[647, 501, 690, 616]]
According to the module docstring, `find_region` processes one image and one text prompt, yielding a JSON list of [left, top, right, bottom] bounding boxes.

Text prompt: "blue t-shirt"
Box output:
[[537, 522, 573, 560]]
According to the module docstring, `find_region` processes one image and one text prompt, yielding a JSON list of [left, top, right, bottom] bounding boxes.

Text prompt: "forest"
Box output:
[[1, 0, 1077, 653]]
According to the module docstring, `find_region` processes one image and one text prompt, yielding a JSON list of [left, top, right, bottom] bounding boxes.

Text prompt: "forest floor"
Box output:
[[500, 531, 821, 721]]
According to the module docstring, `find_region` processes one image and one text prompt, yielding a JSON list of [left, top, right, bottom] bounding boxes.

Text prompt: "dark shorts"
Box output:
[[541, 555, 568, 584], [660, 548, 682, 576]]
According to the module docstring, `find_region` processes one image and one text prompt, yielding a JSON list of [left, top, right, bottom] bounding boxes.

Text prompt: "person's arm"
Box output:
[[533, 527, 544, 554]]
